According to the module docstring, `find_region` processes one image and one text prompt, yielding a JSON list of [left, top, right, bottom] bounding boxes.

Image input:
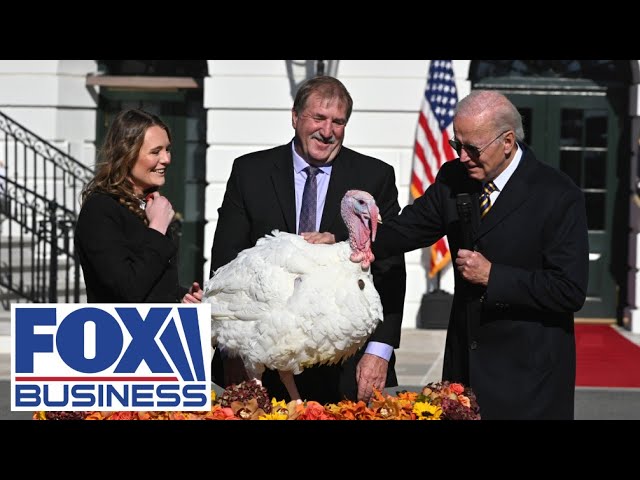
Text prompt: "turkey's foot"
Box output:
[[278, 370, 301, 402]]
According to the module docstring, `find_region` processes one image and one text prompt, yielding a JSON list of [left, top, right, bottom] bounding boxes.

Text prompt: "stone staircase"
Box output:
[[0, 232, 87, 313], [0, 230, 86, 366]]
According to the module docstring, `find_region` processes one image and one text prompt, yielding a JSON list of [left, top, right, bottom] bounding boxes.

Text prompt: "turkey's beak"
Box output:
[[377, 214, 382, 224]]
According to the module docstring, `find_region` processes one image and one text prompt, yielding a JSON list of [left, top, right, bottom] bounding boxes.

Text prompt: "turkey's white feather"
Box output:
[[203, 229, 383, 376]]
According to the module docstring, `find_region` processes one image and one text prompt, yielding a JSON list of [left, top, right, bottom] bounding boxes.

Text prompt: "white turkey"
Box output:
[[202, 189, 383, 402]]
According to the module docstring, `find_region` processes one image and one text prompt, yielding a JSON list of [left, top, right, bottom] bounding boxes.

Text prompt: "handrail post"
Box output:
[[48, 201, 58, 303], [74, 248, 80, 302]]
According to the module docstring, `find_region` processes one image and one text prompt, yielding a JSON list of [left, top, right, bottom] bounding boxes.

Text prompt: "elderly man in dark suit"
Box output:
[[208, 75, 406, 405], [370, 90, 589, 419]]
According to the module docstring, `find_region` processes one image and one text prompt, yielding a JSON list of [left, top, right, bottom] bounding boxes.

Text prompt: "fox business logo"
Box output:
[[11, 304, 212, 411]]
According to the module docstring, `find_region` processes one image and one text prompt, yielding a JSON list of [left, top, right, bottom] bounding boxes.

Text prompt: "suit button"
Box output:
[[470, 341, 478, 350]]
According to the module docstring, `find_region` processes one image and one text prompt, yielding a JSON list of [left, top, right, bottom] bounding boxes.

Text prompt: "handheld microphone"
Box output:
[[456, 193, 474, 250]]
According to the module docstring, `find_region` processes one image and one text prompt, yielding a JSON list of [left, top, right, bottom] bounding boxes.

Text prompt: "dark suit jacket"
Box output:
[[373, 145, 589, 419], [75, 191, 187, 303], [209, 142, 407, 404]]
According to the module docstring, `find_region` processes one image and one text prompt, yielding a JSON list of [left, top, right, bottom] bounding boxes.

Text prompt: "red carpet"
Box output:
[[575, 324, 640, 388]]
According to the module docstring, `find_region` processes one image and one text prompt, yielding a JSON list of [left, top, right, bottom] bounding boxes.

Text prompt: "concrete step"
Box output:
[[0, 292, 88, 309], [1, 234, 86, 309], [0, 283, 87, 312], [0, 257, 78, 272], [0, 309, 8, 329], [1, 248, 75, 268], [0, 311, 8, 354]]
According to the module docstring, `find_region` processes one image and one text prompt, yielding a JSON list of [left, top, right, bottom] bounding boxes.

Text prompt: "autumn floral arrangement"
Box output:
[[33, 379, 480, 420]]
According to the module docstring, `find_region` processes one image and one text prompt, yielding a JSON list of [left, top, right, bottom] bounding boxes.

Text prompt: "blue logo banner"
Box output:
[[11, 304, 212, 411]]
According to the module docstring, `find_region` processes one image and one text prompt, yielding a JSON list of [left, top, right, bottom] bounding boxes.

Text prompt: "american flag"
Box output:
[[411, 60, 458, 278]]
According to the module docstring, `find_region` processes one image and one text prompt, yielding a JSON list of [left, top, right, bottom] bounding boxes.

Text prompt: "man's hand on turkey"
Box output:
[[301, 232, 335, 244]]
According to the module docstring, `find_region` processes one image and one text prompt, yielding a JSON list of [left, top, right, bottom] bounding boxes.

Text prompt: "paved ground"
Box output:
[[2, 315, 640, 419]]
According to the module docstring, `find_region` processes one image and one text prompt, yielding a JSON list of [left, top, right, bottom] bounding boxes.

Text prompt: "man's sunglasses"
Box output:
[[449, 130, 510, 158]]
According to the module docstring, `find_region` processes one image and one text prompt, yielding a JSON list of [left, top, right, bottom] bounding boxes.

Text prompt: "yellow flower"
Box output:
[[258, 412, 289, 420], [271, 398, 289, 415], [325, 403, 342, 416], [413, 401, 443, 420]]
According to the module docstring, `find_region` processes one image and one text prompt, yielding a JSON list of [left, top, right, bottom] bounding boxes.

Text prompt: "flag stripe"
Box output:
[[416, 114, 439, 184], [423, 110, 446, 170], [410, 60, 458, 278], [413, 136, 434, 185]]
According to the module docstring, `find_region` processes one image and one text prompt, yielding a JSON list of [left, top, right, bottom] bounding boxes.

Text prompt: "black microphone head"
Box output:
[[456, 193, 474, 249], [456, 193, 471, 207], [456, 192, 473, 226]]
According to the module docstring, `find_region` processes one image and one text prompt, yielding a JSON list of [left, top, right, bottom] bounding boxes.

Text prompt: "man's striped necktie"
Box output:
[[298, 166, 320, 234], [479, 181, 498, 218]]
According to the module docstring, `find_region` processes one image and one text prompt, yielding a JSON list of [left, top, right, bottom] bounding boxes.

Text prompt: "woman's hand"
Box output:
[[145, 191, 175, 235], [182, 282, 202, 303]]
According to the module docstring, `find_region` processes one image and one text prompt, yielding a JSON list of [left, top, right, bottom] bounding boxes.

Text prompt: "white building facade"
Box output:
[[1, 60, 639, 332]]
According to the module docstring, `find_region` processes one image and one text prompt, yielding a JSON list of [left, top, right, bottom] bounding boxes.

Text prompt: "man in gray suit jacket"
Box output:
[[209, 76, 406, 405], [370, 90, 589, 419]]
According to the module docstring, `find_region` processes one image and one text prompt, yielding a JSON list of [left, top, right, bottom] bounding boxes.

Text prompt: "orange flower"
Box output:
[[370, 390, 416, 420], [450, 383, 465, 395], [210, 405, 238, 420], [84, 412, 107, 420], [286, 400, 307, 420], [330, 399, 377, 420], [397, 390, 419, 403], [457, 395, 471, 408], [107, 411, 138, 420], [295, 401, 336, 420]]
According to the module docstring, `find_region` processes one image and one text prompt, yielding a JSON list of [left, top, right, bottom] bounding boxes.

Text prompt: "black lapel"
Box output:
[[476, 148, 535, 240], [270, 143, 296, 233]]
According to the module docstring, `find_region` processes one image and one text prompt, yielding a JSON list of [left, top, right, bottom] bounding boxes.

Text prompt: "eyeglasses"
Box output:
[[449, 130, 510, 158]]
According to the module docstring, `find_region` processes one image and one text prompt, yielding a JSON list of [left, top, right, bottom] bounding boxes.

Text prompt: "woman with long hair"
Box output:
[[75, 108, 201, 303]]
